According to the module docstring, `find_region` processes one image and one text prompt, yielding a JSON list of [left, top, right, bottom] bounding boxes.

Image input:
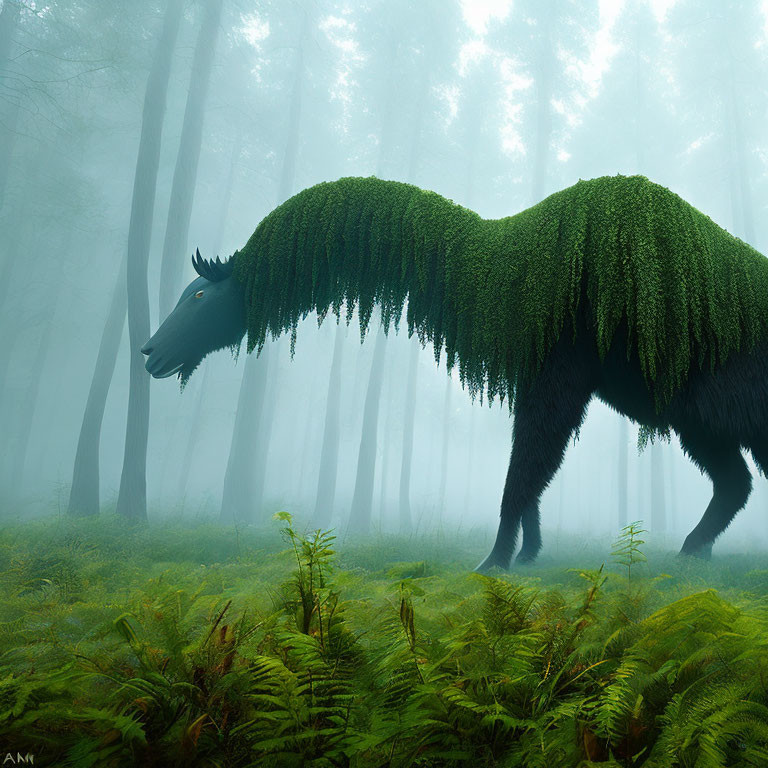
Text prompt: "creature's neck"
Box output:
[[233, 176, 480, 357]]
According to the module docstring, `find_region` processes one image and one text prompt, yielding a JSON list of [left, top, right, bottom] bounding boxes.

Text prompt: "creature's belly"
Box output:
[[594, 343, 666, 427]]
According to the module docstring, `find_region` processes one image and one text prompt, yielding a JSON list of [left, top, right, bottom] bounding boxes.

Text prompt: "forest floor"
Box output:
[[0, 513, 767, 767]]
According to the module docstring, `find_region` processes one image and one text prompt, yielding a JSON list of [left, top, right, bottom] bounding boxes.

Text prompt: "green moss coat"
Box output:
[[233, 174, 768, 407]]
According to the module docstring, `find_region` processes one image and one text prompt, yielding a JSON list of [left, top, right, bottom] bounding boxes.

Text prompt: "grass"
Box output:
[[0, 513, 767, 767]]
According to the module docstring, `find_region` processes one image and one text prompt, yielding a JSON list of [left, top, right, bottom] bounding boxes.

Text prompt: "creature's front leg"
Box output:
[[516, 503, 542, 563], [475, 336, 596, 572]]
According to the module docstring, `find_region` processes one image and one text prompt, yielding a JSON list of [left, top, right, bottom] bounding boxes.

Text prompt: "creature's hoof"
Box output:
[[474, 552, 510, 573], [678, 542, 713, 560], [515, 550, 539, 565]]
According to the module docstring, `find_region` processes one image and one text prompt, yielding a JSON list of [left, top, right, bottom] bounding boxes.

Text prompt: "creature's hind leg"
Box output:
[[517, 503, 542, 564], [677, 430, 752, 557], [475, 341, 595, 572], [748, 439, 768, 480]]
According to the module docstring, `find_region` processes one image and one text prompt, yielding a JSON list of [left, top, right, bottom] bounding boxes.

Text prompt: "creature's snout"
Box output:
[[141, 336, 176, 378], [141, 341, 155, 374]]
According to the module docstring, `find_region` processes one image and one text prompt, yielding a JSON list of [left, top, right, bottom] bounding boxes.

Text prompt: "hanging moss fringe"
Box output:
[[233, 174, 768, 407]]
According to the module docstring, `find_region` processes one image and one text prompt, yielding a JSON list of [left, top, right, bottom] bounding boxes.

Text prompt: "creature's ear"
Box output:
[[192, 247, 235, 282]]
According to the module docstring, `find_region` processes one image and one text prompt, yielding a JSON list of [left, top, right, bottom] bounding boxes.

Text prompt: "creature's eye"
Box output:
[[194, 290, 204, 299]]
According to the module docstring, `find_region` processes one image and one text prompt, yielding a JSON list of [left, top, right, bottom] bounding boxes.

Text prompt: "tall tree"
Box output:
[[158, 0, 225, 318], [4, 140, 83, 488], [8, 280, 65, 488], [452, 52, 500, 526], [667, 0, 765, 233], [398, 338, 419, 531], [311, 322, 345, 529], [68, 258, 127, 515], [0, 0, 22, 372], [346, 4, 425, 535], [650, 437, 667, 536], [173, 361, 209, 508], [436, 373, 453, 517], [0, 0, 21, 215], [494, 0, 597, 205], [631, 6, 667, 536], [220, 343, 271, 523], [219, 3, 313, 522], [0, 1, 20, 89], [347, 324, 387, 535], [150, 0, 226, 500], [617, 419, 628, 529], [394, 29, 440, 533], [0, 151, 45, 411], [528, 4, 555, 204], [721, 20, 757, 246], [174, 132, 242, 507], [115, 0, 185, 521]]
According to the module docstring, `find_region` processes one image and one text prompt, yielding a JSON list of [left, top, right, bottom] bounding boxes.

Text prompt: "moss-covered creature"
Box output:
[[143, 175, 768, 568]]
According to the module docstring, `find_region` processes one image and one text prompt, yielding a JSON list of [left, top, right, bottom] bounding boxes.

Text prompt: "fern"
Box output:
[[1, 517, 768, 765]]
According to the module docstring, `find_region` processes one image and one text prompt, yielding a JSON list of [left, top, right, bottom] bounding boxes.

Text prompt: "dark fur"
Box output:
[[476, 307, 768, 571], [149, 259, 765, 570]]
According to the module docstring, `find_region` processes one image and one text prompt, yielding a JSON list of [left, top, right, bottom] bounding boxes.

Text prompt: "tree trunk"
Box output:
[[393, 57, 430, 532], [347, 325, 387, 535], [650, 441, 666, 536], [530, 21, 555, 204], [311, 322, 345, 529], [667, 440, 677, 534], [436, 373, 452, 518], [115, 0, 185, 522], [220, 343, 271, 524], [724, 50, 755, 244], [617, 418, 628, 529], [68, 258, 126, 515], [0, 200, 35, 406], [174, 360, 208, 508], [276, 8, 309, 204], [249, 340, 282, 517], [376, 372, 393, 529], [462, 406, 476, 514], [0, 0, 19, 63], [557, 456, 565, 535], [398, 338, 419, 532], [0, 0, 20, 214], [158, 0, 225, 318], [173, 133, 241, 507], [632, 9, 647, 175], [212, 130, 242, 255], [375, 28, 399, 178], [0, 101, 18, 216], [7, 281, 64, 490], [219, 8, 310, 522], [345, 26, 402, 534], [5, 195, 83, 491]]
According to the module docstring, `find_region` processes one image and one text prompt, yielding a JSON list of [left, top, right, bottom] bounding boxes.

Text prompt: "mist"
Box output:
[[2, 0, 767, 555]]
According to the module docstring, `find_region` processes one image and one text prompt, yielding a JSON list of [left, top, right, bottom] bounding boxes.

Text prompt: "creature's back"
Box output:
[[489, 174, 768, 403]]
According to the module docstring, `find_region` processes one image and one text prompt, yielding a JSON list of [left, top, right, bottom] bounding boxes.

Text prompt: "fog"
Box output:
[[1, 0, 767, 553]]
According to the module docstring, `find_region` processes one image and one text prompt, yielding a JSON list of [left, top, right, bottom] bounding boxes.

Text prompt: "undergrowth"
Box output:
[[0, 514, 767, 767]]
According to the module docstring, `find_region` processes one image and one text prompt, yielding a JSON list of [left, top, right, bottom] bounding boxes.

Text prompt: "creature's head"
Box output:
[[142, 249, 246, 384]]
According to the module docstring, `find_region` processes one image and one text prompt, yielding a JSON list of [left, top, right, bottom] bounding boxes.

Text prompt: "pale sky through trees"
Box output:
[[4, 0, 768, 553]]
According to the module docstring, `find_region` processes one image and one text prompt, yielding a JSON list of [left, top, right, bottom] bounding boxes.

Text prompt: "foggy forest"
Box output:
[[2, 0, 768, 766], [4, 0, 768, 548]]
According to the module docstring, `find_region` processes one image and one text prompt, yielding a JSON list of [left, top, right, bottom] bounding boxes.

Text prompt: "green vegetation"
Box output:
[[235, 175, 768, 406], [611, 522, 648, 581], [1, 514, 768, 766]]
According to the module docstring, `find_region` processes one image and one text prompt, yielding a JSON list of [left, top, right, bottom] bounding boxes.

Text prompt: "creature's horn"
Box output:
[[191, 247, 234, 282], [192, 248, 204, 277]]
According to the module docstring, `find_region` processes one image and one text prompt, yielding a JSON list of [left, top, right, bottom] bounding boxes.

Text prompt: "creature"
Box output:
[[143, 175, 768, 569]]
